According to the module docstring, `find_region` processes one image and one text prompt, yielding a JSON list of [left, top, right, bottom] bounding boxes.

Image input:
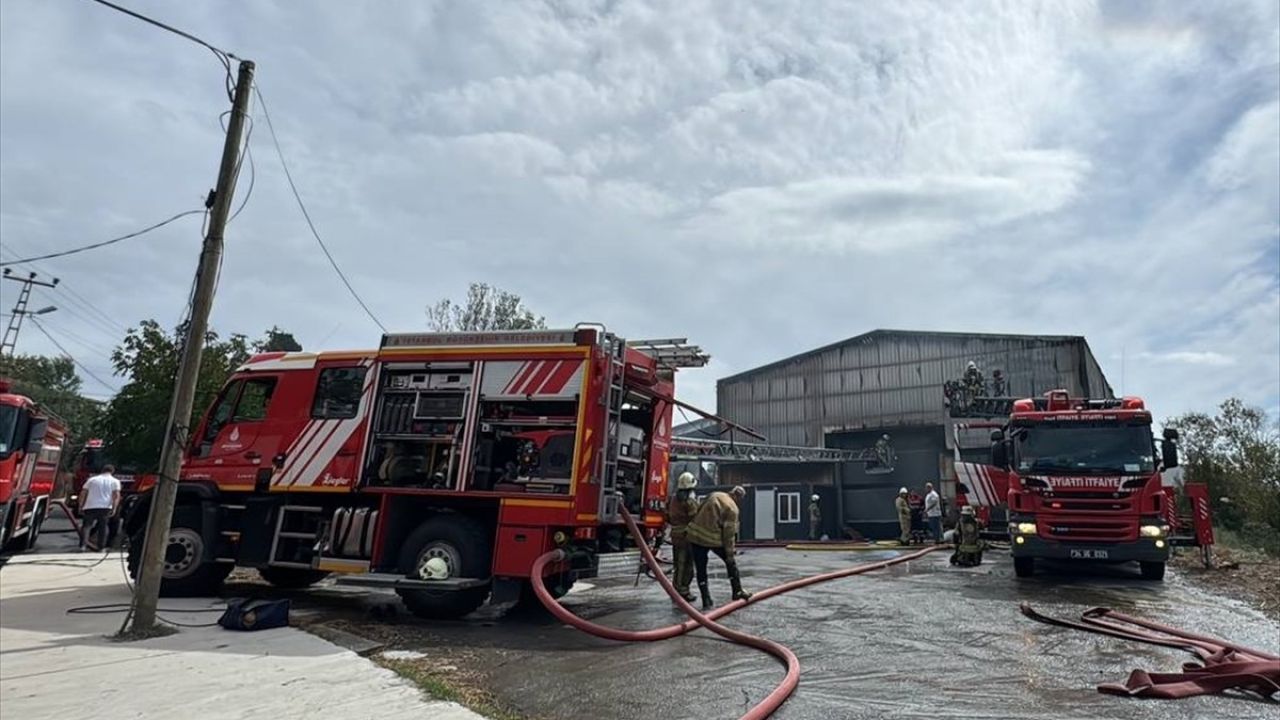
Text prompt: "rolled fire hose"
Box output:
[[531, 507, 943, 719]]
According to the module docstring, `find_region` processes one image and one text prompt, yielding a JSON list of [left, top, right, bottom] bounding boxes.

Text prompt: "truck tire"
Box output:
[[127, 506, 232, 597], [1140, 561, 1165, 581], [1013, 556, 1035, 578], [259, 567, 331, 589], [396, 514, 492, 619], [515, 576, 574, 611]]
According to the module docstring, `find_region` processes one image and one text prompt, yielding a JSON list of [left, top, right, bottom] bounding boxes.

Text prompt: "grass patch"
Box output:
[[376, 655, 529, 720]]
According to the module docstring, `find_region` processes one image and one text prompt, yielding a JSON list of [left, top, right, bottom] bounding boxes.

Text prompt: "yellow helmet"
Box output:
[[677, 472, 697, 490]]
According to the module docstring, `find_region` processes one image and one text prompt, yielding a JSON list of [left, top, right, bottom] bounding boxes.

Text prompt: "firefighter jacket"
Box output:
[[955, 517, 983, 552], [686, 491, 740, 552], [894, 495, 911, 519], [808, 502, 821, 523], [666, 492, 700, 545]]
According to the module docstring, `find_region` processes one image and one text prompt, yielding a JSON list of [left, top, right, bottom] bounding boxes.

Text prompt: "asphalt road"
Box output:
[[340, 546, 1279, 720]]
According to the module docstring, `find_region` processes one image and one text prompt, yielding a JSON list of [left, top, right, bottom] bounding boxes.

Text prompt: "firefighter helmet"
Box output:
[[422, 557, 450, 580], [899, 487, 909, 495], [811, 494, 820, 502], [677, 472, 697, 490], [960, 505, 976, 516], [730, 485, 747, 499]]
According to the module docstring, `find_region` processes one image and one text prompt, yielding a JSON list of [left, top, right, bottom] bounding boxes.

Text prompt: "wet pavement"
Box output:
[[337, 547, 1280, 720]]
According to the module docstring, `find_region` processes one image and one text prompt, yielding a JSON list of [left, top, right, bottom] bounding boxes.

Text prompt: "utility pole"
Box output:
[[2, 270, 60, 357], [128, 59, 254, 635]]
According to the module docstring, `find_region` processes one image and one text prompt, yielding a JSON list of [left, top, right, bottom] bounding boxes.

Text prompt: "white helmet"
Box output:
[[899, 487, 909, 495], [422, 557, 450, 580], [677, 472, 697, 490], [960, 505, 975, 516], [967, 361, 977, 370], [811, 494, 820, 501]]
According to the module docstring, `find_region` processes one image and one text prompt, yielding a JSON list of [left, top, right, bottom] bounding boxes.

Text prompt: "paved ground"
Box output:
[[0, 518, 482, 720], [327, 546, 1279, 720]]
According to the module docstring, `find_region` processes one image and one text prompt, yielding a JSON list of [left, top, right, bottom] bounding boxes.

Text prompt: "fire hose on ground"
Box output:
[[530, 506, 944, 719], [1021, 603, 1280, 701]]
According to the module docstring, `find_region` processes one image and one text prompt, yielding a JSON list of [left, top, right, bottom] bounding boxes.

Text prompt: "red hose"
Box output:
[[530, 507, 943, 719]]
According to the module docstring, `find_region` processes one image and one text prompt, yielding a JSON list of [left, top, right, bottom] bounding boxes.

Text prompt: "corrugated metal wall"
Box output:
[[717, 331, 1112, 447]]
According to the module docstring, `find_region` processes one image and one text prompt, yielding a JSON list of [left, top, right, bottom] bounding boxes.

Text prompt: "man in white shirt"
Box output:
[[924, 482, 943, 544], [80, 465, 122, 551]]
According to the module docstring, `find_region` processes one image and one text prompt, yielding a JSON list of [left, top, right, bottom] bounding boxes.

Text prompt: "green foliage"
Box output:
[[426, 283, 546, 332], [0, 354, 104, 445], [1166, 398, 1280, 555], [256, 326, 302, 353]]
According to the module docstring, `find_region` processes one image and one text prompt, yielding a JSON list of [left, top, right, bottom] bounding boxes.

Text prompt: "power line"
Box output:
[[86, 0, 236, 62], [0, 210, 204, 267], [29, 318, 119, 394], [255, 85, 388, 332], [0, 245, 129, 333]]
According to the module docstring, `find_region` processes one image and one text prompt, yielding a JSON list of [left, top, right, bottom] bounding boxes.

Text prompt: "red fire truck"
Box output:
[[68, 439, 153, 511], [0, 379, 67, 552], [954, 390, 1213, 581], [125, 328, 704, 617]]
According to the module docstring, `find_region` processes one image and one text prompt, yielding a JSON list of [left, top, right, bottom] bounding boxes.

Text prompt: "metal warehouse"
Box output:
[[711, 329, 1114, 541]]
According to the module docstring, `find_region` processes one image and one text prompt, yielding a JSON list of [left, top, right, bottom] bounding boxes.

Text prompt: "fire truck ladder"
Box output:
[[626, 338, 710, 373], [599, 334, 628, 522], [948, 396, 1018, 419], [669, 437, 893, 469]]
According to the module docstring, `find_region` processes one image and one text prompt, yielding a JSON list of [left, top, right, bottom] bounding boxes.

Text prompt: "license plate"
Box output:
[[1070, 549, 1109, 560]]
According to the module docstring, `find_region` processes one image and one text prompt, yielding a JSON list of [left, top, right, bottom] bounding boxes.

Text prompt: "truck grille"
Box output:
[[1037, 515, 1136, 542]]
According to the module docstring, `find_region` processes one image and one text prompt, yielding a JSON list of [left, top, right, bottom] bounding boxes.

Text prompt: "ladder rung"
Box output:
[[278, 531, 317, 539]]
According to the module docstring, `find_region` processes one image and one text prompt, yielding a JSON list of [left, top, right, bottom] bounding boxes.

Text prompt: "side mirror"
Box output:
[[1162, 428, 1179, 441], [990, 440, 1009, 470], [1161, 436, 1179, 469], [25, 418, 48, 454]]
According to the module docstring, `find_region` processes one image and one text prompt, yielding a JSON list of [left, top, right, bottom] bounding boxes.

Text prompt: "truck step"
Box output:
[[334, 573, 489, 591]]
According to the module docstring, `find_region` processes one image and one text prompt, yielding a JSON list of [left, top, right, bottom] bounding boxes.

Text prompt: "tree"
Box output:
[[1166, 399, 1280, 553], [0, 354, 105, 446], [255, 326, 302, 353], [426, 283, 546, 332]]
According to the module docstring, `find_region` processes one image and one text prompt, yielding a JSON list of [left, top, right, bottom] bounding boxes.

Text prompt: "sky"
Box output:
[[1, 0, 1277, 424]]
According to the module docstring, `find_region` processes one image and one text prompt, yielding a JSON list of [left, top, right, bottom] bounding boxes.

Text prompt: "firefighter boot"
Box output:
[[698, 583, 713, 611], [729, 574, 753, 603]]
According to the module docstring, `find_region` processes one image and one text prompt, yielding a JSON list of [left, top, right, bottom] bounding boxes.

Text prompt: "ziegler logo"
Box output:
[[319, 473, 350, 487]]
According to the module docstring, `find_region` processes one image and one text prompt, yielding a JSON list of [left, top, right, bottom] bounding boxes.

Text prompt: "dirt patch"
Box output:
[[1173, 545, 1280, 622], [320, 618, 538, 720]]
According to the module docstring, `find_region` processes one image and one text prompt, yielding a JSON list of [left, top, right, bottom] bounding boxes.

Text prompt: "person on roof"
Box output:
[[895, 487, 912, 545], [686, 486, 752, 609], [666, 472, 701, 604]]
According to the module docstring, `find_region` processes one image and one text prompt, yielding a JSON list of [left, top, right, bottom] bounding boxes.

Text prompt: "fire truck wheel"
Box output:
[[396, 514, 492, 619], [1013, 556, 1035, 578], [127, 513, 233, 597], [516, 576, 573, 610], [258, 567, 331, 589], [1140, 561, 1165, 581]]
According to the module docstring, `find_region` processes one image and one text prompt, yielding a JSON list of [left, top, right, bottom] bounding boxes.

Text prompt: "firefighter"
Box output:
[[875, 434, 893, 468], [666, 472, 701, 603], [950, 505, 985, 567], [895, 487, 912, 545], [963, 360, 986, 398], [687, 485, 751, 609], [808, 494, 822, 541]]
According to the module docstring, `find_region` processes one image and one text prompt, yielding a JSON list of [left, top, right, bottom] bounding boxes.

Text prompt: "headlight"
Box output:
[[1139, 525, 1165, 538], [1014, 536, 1026, 545], [1011, 522, 1037, 535]]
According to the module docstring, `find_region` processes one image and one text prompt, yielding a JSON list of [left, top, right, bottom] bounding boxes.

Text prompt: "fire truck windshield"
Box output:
[[1015, 424, 1155, 475], [0, 405, 18, 457]]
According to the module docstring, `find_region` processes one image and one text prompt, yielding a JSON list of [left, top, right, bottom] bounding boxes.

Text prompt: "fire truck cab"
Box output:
[[992, 390, 1180, 580], [126, 327, 697, 618], [0, 379, 67, 551]]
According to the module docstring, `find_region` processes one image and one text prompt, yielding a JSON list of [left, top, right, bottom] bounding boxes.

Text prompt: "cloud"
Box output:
[[0, 0, 1276, 427]]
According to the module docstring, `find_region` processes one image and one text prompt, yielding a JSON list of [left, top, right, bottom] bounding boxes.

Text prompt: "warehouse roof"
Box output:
[[718, 328, 1091, 385]]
